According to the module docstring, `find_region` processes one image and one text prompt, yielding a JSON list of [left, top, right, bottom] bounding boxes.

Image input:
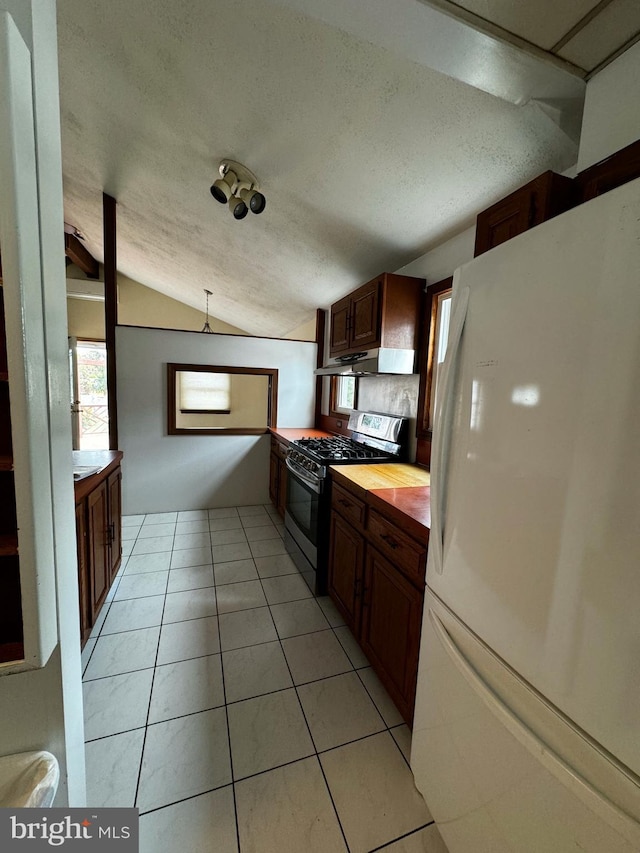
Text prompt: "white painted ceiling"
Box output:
[[56, 0, 639, 337]]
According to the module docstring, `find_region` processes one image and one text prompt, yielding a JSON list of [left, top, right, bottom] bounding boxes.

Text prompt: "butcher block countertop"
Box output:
[[331, 464, 431, 536], [368, 486, 431, 536], [269, 428, 333, 443], [330, 463, 430, 491]]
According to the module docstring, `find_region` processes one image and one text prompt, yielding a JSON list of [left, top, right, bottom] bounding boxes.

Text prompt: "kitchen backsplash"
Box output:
[[357, 373, 420, 460]]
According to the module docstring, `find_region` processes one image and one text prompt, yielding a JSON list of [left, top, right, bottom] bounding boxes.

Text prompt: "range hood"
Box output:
[[314, 348, 416, 377]]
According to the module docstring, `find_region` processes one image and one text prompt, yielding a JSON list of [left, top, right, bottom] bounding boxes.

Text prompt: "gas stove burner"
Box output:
[[291, 435, 393, 465]]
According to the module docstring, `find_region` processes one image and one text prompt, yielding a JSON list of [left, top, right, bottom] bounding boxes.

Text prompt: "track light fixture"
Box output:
[[229, 195, 248, 220], [210, 170, 236, 204], [210, 159, 266, 220]]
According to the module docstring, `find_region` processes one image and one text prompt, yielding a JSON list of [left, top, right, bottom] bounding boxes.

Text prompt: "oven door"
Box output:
[[284, 461, 320, 571]]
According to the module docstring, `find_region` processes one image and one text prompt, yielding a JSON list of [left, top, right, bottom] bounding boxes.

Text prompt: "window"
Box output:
[[178, 371, 230, 414], [416, 277, 453, 441], [330, 375, 357, 417], [167, 363, 278, 435], [69, 338, 109, 450], [428, 290, 452, 429]]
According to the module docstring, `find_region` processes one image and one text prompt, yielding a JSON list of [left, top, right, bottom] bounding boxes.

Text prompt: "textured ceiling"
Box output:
[[56, 0, 609, 337]]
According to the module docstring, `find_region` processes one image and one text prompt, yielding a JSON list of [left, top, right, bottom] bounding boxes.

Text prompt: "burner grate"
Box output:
[[293, 436, 393, 464]]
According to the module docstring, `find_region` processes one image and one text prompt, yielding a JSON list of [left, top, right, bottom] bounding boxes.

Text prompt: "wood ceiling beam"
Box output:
[[64, 232, 99, 279]]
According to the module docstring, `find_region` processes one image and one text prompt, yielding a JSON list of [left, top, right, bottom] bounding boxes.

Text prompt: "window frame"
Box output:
[[167, 363, 278, 435], [329, 374, 358, 418], [416, 277, 453, 441]]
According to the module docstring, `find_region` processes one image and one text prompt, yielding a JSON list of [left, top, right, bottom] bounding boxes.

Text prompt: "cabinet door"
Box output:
[[360, 546, 423, 724], [75, 501, 91, 647], [269, 451, 279, 507], [87, 479, 109, 622], [577, 139, 640, 201], [328, 511, 364, 632], [330, 295, 351, 354], [350, 279, 380, 349], [474, 189, 534, 257], [475, 172, 576, 257], [107, 467, 122, 582], [277, 458, 287, 518]]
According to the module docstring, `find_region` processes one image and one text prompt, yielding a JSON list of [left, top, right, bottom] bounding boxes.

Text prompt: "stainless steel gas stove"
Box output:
[[284, 411, 408, 595]]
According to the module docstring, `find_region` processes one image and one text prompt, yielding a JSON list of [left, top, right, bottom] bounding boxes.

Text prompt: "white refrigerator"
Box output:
[[410, 177, 640, 852]]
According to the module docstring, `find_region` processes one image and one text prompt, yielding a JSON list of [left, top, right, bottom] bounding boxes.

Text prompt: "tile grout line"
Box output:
[[85, 505, 423, 849], [367, 821, 436, 852], [251, 559, 353, 853], [131, 519, 174, 812], [212, 549, 243, 853]]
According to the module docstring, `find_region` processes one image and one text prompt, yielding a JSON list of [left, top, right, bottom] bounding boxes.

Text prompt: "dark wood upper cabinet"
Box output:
[[329, 295, 351, 354], [328, 273, 424, 358], [350, 278, 380, 350], [474, 171, 577, 257], [576, 138, 640, 202]]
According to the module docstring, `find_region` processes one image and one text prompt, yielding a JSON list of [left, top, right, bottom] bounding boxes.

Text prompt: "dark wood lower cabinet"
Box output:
[[75, 456, 122, 646], [327, 476, 428, 726], [360, 546, 423, 724], [107, 467, 122, 583], [75, 500, 91, 647], [269, 437, 288, 518], [87, 480, 110, 623], [328, 512, 364, 634]]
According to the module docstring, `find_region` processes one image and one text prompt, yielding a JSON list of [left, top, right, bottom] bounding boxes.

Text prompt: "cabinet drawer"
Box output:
[[366, 509, 426, 586], [271, 437, 287, 459], [332, 483, 365, 529]]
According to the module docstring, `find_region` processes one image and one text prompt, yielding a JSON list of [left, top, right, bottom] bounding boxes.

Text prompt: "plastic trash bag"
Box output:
[[0, 751, 59, 807]]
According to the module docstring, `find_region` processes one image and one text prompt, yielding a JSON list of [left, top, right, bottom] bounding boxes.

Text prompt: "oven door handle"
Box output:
[[285, 457, 322, 493]]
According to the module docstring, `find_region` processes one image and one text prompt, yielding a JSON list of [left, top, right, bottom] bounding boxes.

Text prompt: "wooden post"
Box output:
[[103, 192, 118, 449], [314, 308, 325, 428]]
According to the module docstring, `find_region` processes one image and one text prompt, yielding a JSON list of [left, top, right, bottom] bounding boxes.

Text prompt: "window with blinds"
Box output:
[[167, 363, 278, 435], [178, 371, 231, 414]]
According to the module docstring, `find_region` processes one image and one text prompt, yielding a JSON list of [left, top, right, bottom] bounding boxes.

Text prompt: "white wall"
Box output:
[[117, 326, 316, 512], [395, 225, 475, 282], [577, 40, 640, 172]]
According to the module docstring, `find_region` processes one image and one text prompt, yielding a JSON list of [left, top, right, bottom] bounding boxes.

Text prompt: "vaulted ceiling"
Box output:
[[56, 0, 640, 337]]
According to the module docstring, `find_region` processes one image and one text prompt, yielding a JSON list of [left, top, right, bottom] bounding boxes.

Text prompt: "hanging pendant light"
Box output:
[[201, 288, 214, 333]]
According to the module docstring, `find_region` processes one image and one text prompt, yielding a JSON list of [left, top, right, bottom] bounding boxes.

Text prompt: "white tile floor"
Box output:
[[82, 503, 448, 853]]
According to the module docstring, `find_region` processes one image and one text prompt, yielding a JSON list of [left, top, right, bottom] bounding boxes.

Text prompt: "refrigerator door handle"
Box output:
[[427, 607, 640, 844], [430, 285, 470, 575]]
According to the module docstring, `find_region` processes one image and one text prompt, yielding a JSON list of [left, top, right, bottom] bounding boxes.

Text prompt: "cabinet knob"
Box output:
[[380, 533, 399, 550]]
